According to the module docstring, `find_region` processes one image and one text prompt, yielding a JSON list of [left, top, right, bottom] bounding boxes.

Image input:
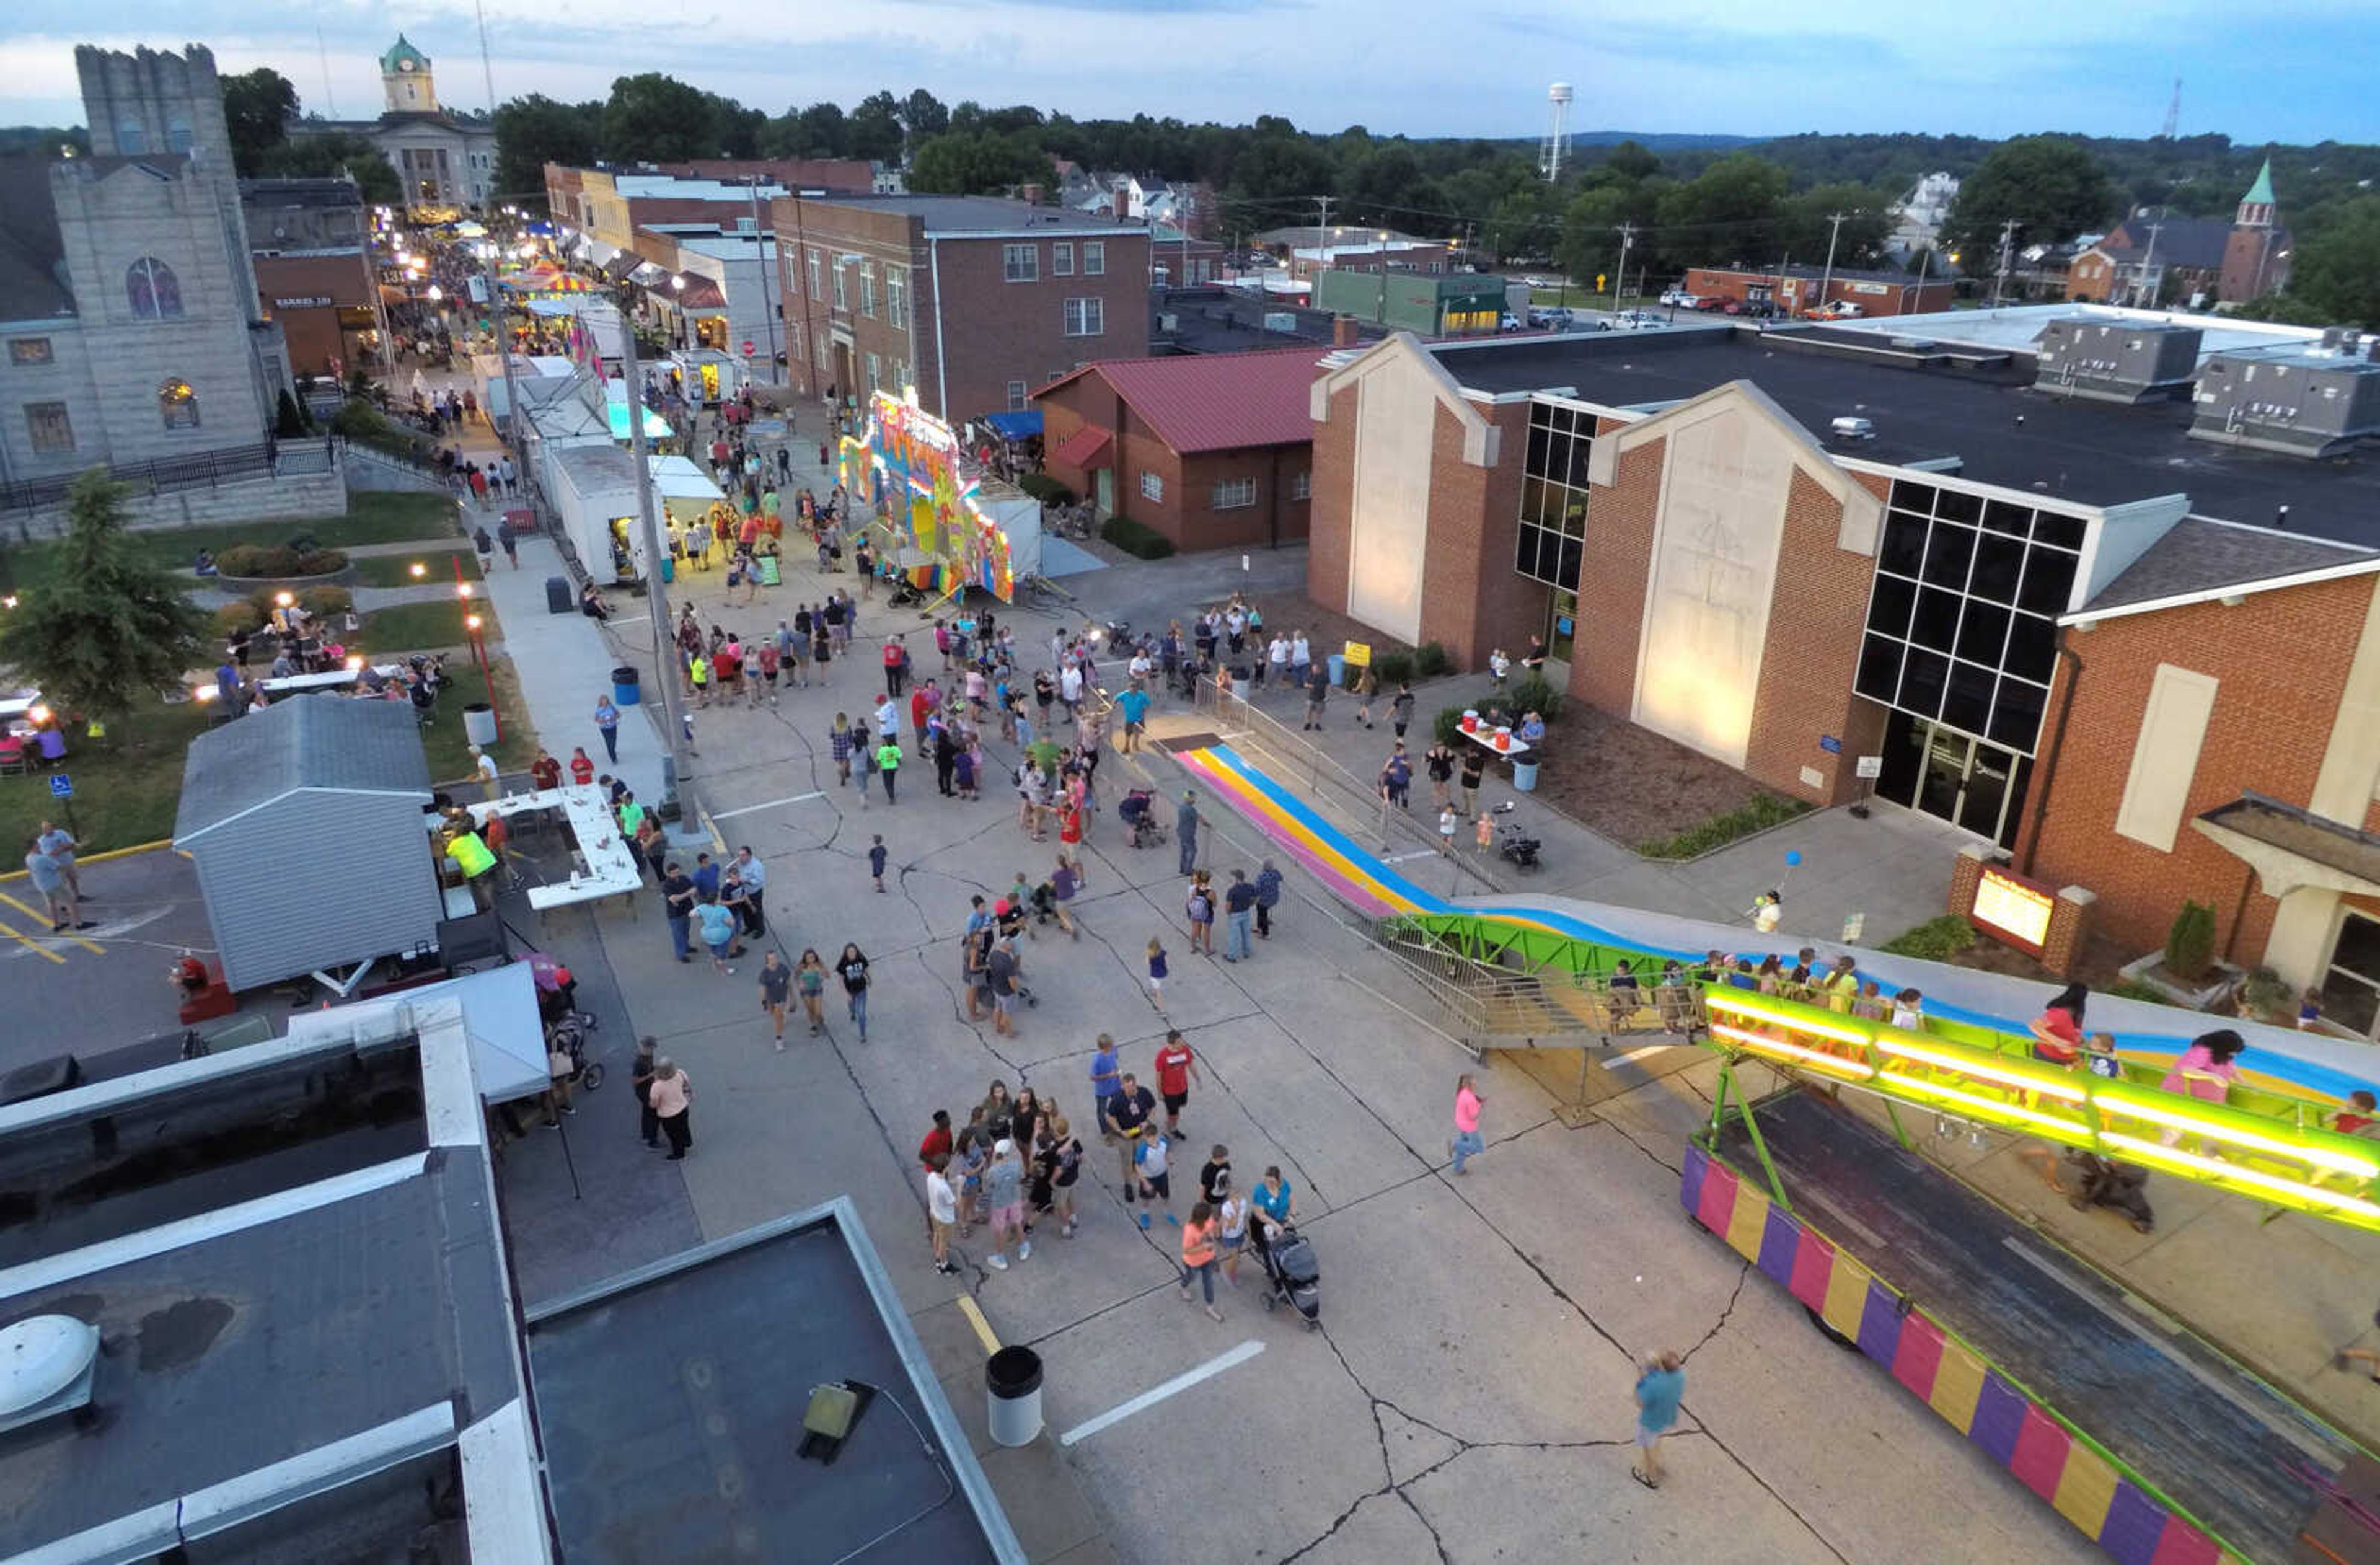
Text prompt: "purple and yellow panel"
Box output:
[[1679, 1146, 2234, 1564]]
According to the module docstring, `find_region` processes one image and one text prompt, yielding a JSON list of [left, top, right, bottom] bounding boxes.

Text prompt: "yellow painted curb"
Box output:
[[0, 838, 175, 881], [954, 1295, 1002, 1356]]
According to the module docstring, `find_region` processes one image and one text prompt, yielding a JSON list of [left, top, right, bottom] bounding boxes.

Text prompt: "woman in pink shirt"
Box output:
[[1452, 1073, 1485, 1175], [2158, 1029, 2244, 1103], [649, 1058, 694, 1160]]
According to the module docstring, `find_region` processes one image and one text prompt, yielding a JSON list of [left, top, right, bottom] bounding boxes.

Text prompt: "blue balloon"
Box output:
[[1785, 850, 1803, 866]]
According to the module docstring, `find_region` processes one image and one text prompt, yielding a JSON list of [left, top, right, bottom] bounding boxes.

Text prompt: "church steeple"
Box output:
[[2235, 157, 2276, 229]]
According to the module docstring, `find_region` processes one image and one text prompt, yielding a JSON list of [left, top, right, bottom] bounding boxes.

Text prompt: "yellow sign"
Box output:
[[1342, 641, 1372, 668], [1595, 273, 1606, 290], [1971, 866, 2054, 954]]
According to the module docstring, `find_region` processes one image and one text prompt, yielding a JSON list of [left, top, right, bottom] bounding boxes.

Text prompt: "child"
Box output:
[[1851, 979, 1887, 1021], [1440, 805, 1459, 855], [1147, 936, 1170, 1009], [954, 1126, 989, 1237], [1889, 987, 1924, 1031], [1218, 1180, 1251, 1285], [1134, 1128, 1176, 1227], [1476, 812, 1494, 853], [1048, 1114, 1083, 1238], [869, 834, 888, 893], [2335, 1089, 2379, 1137], [2083, 1031, 2122, 1080]]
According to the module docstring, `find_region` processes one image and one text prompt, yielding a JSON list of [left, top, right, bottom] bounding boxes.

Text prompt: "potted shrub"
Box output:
[[2118, 898, 2242, 1010]]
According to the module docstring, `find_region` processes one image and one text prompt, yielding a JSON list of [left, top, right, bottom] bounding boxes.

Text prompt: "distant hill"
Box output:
[[1572, 130, 1760, 151]]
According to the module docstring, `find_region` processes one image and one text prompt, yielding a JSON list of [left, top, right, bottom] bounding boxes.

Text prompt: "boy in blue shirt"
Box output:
[[1632, 1351, 1686, 1489]]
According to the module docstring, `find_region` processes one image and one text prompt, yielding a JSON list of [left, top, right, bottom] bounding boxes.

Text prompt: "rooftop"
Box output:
[[1691, 262, 1943, 286], [2077, 516, 2380, 617], [1038, 347, 1324, 452], [173, 696, 433, 845], [2094, 216, 2234, 270], [0, 155, 71, 319], [1424, 327, 2380, 544], [237, 175, 364, 209], [1828, 303, 2332, 365], [801, 194, 1155, 236], [526, 1201, 1019, 1564], [1153, 286, 1385, 356]]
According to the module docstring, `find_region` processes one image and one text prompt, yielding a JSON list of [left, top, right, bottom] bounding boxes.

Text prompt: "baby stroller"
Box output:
[[1120, 789, 1169, 849], [1253, 1221, 1320, 1326]]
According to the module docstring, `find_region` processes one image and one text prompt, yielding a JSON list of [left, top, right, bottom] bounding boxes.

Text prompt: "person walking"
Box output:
[[1176, 790, 1200, 876], [985, 937, 1023, 1038], [1089, 1033, 1123, 1140], [1153, 1029, 1202, 1138], [1451, 1072, 1486, 1175], [837, 943, 872, 1040], [649, 1057, 694, 1159], [1426, 741, 1456, 809], [694, 896, 737, 976], [874, 734, 902, 805], [1146, 936, 1170, 1009], [925, 1152, 959, 1274], [1223, 869, 1256, 963], [981, 1137, 1029, 1271], [35, 820, 82, 900], [731, 846, 767, 937], [496, 513, 520, 570], [1391, 682, 1416, 739], [795, 948, 828, 1034], [24, 836, 85, 932], [1632, 1351, 1686, 1490], [473, 524, 495, 573], [758, 950, 792, 1049], [1104, 1072, 1158, 1223], [630, 1036, 661, 1150], [1178, 1200, 1225, 1322], [593, 695, 620, 763], [869, 835, 889, 893], [1253, 858, 1282, 939]]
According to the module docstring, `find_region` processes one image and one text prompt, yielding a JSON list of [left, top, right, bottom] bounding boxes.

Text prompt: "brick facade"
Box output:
[[2021, 575, 2378, 961], [1307, 377, 1355, 616], [1414, 397, 1533, 669], [1566, 435, 1662, 715], [1742, 467, 1888, 808]]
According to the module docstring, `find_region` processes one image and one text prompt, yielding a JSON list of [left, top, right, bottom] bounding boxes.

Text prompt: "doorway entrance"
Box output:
[[1545, 588, 1577, 663], [1876, 710, 2032, 847]]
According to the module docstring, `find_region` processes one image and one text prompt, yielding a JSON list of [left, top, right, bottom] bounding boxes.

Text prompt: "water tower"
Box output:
[[1540, 83, 1574, 182]]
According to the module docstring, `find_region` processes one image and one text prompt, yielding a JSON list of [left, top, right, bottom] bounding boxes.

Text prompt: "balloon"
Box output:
[[1785, 850, 1803, 866]]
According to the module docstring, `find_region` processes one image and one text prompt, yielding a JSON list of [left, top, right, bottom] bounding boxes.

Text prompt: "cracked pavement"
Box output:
[[493, 538, 2106, 1564]]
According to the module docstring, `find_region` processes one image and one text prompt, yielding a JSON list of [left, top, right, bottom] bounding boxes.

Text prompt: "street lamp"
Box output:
[[456, 583, 501, 741], [427, 285, 443, 302], [410, 561, 427, 580]]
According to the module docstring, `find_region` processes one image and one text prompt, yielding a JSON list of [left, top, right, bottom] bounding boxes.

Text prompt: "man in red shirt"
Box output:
[[1153, 1029, 1202, 1138], [918, 1109, 953, 1170], [531, 749, 563, 791], [568, 747, 596, 786]]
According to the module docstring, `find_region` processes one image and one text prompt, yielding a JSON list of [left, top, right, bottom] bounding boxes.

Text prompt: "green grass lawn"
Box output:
[[0, 699, 211, 854], [355, 597, 502, 658], [0, 492, 462, 587], [348, 545, 478, 588], [419, 657, 540, 784]]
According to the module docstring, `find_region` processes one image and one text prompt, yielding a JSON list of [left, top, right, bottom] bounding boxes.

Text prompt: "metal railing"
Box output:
[[2, 440, 281, 514], [1367, 915, 1704, 1049]]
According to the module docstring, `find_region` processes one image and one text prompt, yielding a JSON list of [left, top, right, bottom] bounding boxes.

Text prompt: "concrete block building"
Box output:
[[1307, 311, 2380, 1020], [0, 44, 288, 496]]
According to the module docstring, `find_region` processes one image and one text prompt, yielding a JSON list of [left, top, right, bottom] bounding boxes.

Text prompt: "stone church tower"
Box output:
[[381, 36, 439, 115]]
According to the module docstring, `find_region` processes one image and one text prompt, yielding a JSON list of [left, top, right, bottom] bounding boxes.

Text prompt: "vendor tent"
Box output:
[[172, 699, 441, 994], [982, 410, 1042, 441]]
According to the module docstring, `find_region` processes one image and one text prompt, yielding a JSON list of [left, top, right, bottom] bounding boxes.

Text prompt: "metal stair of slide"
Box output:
[[1362, 915, 1685, 1051]]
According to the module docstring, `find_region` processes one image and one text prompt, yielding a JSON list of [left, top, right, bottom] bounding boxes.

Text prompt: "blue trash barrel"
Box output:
[[612, 666, 641, 706]]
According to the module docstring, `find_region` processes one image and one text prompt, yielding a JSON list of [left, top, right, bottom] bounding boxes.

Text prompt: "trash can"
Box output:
[[612, 666, 641, 707], [1512, 758, 1540, 793], [545, 575, 573, 615], [1326, 653, 1346, 689], [462, 702, 498, 747], [660, 555, 674, 584], [985, 1346, 1043, 1447]]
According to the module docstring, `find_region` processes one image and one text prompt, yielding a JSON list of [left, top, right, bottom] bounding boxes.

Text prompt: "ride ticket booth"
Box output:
[[668, 348, 741, 407]]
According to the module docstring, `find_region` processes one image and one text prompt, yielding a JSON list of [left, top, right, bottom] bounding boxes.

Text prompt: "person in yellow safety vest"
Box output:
[[446, 827, 498, 911]]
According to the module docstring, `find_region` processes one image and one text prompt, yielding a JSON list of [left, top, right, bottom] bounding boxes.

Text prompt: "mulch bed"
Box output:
[[1527, 703, 1784, 850]]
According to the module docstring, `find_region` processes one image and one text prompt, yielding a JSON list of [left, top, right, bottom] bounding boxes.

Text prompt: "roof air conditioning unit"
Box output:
[[1157, 313, 1179, 332], [0, 1315, 101, 1435], [1263, 312, 1297, 332], [1830, 416, 1876, 441]]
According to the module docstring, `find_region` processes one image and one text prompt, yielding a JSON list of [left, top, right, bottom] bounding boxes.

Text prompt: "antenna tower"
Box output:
[[2159, 78, 2180, 139], [1540, 84, 1573, 182]]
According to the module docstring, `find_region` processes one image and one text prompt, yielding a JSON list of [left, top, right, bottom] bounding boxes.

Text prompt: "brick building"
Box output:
[[2066, 162, 2291, 307], [767, 194, 1150, 425], [1682, 263, 1957, 316], [1034, 348, 1317, 550], [1308, 316, 2380, 1018], [243, 177, 376, 379]]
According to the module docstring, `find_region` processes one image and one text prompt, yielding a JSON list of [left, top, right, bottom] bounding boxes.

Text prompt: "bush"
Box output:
[[1507, 672, 1563, 721], [1416, 641, 1452, 677], [1018, 473, 1075, 505], [330, 398, 382, 438], [1101, 514, 1175, 559], [296, 585, 354, 620], [215, 542, 350, 578], [1433, 704, 1470, 746], [275, 389, 306, 438], [1372, 648, 1416, 686], [1637, 793, 1812, 860], [2109, 977, 2172, 1006], [213, 601, 265, 637], [1879, 915, 1978, 963], [2165, 899, 2217, 981], [2236, 965, 2294, 1023]]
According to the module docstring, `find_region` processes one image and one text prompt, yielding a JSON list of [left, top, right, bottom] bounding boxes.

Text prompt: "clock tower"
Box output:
[[379, 35, 438, 114]]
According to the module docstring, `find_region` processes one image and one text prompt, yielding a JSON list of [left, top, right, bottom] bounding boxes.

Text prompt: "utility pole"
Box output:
[[1991, 218, 2017, 307], [1611, 222, 1636, 319], [2135, 214, 2165, 309], [746, 177, 779, 384], [1818, 211, 1848, 313], [1315, 195, 1334, 283], [614, 319, 701, 828]]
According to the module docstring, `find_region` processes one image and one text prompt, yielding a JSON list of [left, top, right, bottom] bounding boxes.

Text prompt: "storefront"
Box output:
[[666, 348, 741, 407]]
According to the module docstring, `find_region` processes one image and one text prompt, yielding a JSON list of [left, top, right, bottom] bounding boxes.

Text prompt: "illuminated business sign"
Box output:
[[273, 296, 334, 308], [1970, 865, 2055, 955]]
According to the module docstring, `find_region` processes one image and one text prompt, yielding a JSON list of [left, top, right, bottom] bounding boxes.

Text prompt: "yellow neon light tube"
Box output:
[[1883, 1073, 2093, 1137], [1702, 992, 1872, 1046], [2095, 1097, 2380, 1177], [1710, 1023, 1874, 1080], [1871, 1036, 2087, 1101], [2100, 1133, 2380, 1219]]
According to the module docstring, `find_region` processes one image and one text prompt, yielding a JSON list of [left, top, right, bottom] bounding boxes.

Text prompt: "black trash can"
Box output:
[[545, 575, 573, 614], [612, 665, 641, 707], [985, 1346, 1043, 1447]]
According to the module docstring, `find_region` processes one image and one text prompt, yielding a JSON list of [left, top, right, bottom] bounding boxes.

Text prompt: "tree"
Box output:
[[1598, 139, 1664, 183], [222, 67, 297, 175], [1656, 152, 1791, 270], [1774, 183, 1892, 270], [0, 474, 208, 731], [1485, 187, 1559, 262], [602, 73, 718, 162], [2268, 196, 2380, 327], [1942, 136, 2115, 262], [902, 89, 950, 143], [847, 92, 905, 163], [907, 131, 1049, 195], [260, 134, 399, 203], [493, 94, 601, 203]]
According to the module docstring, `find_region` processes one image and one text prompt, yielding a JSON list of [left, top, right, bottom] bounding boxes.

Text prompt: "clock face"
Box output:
[[399, 60, 416, 71]]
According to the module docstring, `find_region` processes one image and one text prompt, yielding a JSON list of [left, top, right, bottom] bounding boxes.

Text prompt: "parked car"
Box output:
[[1658, 287, 1695, 307], [1528, 306, 1576, 330], [1804, 301, 1867, 321], [1725, 299, 1779, 319], [1692, 296, 1729, 312]]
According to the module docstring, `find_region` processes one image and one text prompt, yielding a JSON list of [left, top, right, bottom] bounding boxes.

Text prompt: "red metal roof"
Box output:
[[1037, 348, 1321, 455], [1050, 423, 1113, 470]]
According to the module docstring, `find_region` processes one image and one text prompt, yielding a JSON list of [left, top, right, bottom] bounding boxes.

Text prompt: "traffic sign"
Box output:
[[743, 340, 756, 356], [49, 774, 72, 798]]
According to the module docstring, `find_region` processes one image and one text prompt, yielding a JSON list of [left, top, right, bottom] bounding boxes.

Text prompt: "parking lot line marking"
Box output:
[[712, 791, 825, 820], [1059, 1339, 1264, 1448], [0, 914, 68, 964], [955, 1295, 1002, 1355], [0, 891, 99, 953]]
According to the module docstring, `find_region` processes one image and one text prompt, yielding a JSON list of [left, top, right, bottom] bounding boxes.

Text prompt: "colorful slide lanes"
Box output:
[[1171, 740, 2378, 1106]]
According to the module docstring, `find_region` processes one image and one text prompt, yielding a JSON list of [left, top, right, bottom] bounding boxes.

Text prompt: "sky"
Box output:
[[2, 0, 2376, 146]]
